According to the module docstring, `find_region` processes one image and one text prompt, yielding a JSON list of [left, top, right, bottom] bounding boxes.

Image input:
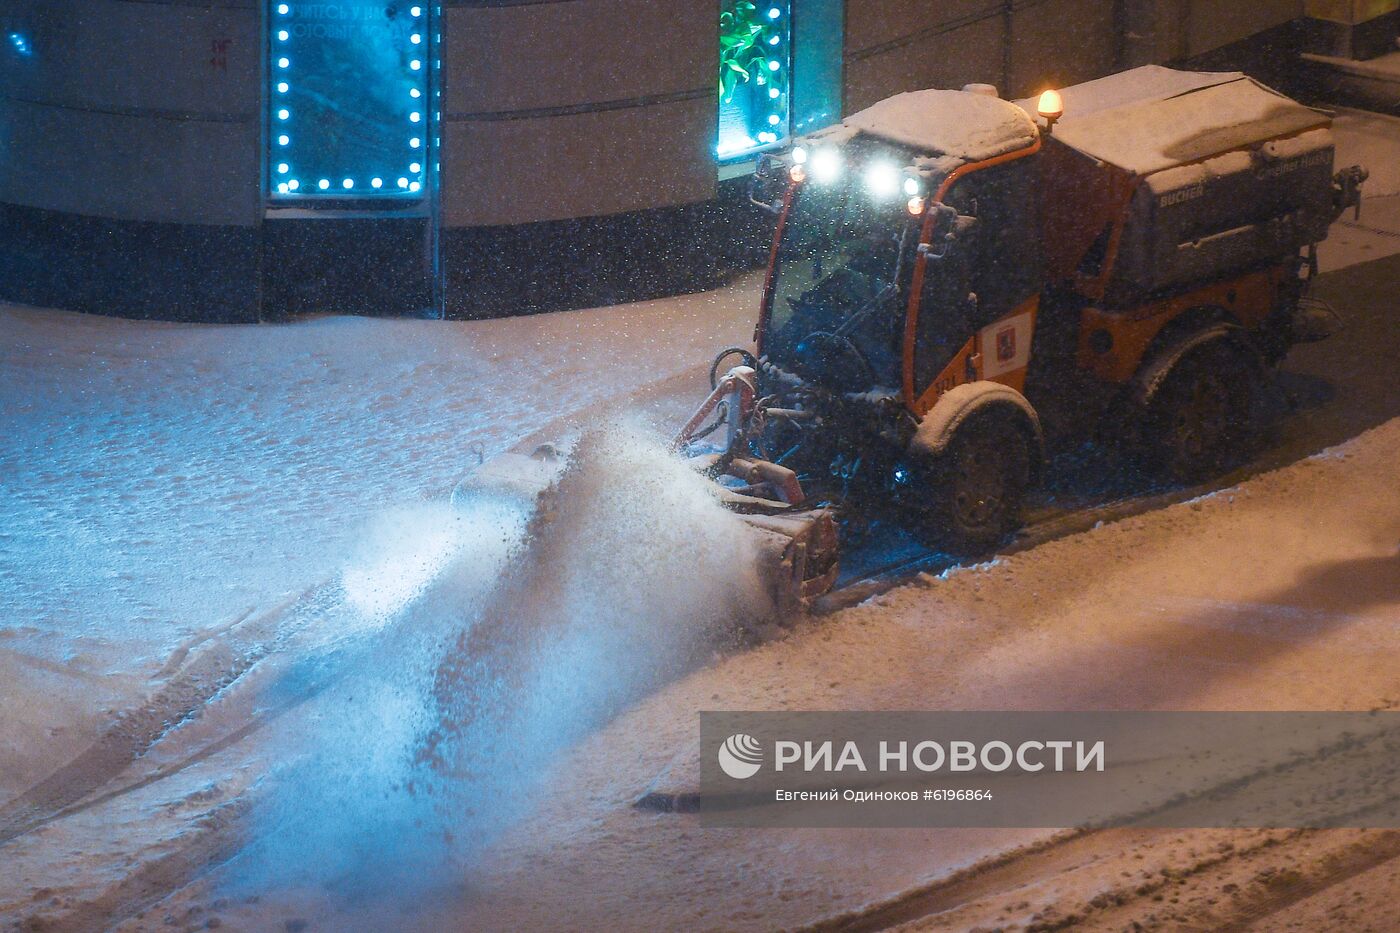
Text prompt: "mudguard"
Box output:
[[910, 381, 1044, 459], [1130, 324, 1261, 409]]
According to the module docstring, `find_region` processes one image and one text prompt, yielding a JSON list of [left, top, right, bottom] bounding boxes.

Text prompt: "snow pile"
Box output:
[[1260, 126, 1335, 161], [838, 89, 1037, 161], [1144, 127, 1334, 197], [1142, 149, 1254, 195], [1053, 77, 1326, 175], [233, 419, 772, 901]]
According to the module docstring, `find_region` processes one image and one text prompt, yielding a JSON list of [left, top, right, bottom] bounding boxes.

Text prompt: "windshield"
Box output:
[[765, 181, 916, 391]]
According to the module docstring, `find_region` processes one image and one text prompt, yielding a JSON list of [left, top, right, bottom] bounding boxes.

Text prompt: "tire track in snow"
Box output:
[[152, 606, 256, 680], [5, 679, 327, 844], [0, 586, 331, 846], [22, 799, 250, 933], [1210, 831, 1400, 932]]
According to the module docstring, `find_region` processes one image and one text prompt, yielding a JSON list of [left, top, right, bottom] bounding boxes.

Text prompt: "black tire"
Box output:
[[920, 411, 1033, 555], [1142, 340, 1258, 484]]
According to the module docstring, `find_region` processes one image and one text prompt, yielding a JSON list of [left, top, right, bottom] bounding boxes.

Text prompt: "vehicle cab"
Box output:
[[752, 88, 1044, 416]]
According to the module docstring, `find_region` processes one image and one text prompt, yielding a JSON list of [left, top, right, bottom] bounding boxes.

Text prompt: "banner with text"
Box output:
[[698, 711, 1400, 828]]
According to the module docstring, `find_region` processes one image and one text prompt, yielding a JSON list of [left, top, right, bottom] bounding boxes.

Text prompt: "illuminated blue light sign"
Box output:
[[267, 2, 432, 200], [717, 1, 790, 161]]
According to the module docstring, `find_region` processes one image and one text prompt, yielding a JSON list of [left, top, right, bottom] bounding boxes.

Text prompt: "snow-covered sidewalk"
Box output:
[[1320, 109, 1400, 271]]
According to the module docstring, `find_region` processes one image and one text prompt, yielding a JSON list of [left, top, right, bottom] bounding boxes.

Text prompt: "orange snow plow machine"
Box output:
[[463, 67, 1365, 614]]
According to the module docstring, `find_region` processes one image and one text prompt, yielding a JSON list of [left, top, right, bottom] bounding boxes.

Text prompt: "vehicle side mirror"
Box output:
[[917, 204, 978, 260], [748, 155, 786, 215]]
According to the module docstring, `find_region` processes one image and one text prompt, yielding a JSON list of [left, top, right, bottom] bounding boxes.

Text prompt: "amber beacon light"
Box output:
[[1037, 88, 1064, 133]]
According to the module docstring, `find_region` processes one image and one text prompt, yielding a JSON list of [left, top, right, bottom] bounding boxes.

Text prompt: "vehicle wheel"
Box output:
[[922, 411, 1032, 555], [1143, 341, 1258, 484]]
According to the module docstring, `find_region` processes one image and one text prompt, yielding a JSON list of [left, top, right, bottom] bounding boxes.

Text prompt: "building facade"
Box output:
[[0, 1, 1320, 320]]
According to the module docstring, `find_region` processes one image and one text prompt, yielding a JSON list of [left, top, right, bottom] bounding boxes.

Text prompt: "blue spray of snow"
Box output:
[[228, 419, 770, 908]]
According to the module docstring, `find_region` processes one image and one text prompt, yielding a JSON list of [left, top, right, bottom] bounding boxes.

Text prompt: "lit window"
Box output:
[[717, 0, 790, 161]]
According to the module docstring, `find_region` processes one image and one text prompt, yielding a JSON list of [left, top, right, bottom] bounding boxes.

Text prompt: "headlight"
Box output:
[[865, 162, 900, 199], [811, 148, 842, 184]]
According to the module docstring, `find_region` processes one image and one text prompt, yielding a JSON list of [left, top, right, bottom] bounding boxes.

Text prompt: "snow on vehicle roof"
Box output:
[[1018, 66, 1329, 176], [827, 89, 1038, 163], [1016, 65, 1243, 119]]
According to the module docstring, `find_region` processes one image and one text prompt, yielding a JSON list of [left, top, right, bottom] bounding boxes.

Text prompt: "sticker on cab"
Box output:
[[980, 311, 1033, 379]]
